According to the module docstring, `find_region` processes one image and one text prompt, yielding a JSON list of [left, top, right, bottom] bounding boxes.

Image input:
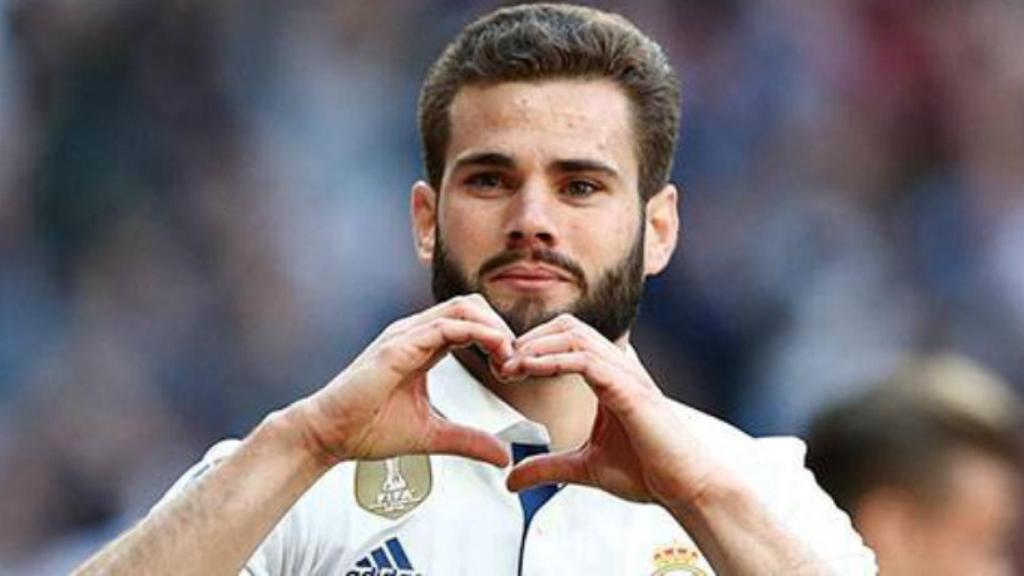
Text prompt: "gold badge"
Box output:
[[355, 455, 432, 520], [651, 542, 708, 576]]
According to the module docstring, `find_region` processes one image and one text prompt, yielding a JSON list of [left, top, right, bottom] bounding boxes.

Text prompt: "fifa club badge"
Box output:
[[355, 455, 432, 520], [651, 542, 708, 576]]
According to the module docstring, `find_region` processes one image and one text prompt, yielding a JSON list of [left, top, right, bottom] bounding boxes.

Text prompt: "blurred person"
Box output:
[[74, 4, 874, 575], [806, 354, 1022, 576], [1, 1, 300, 569]]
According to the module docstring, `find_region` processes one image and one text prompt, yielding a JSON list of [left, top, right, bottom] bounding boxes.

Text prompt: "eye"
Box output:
[[563, 179, 601, 199], [464, 172, 505, 190]]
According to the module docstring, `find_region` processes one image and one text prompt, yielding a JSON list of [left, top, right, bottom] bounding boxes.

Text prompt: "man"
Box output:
[[74, 4, 874, 575], [806, 355, 1022, 576]]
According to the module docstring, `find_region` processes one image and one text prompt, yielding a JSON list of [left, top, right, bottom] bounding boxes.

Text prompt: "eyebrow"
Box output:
[[449, 152, 515, 175], [550, 158, 620, 179], [451, 151, 620, 179]]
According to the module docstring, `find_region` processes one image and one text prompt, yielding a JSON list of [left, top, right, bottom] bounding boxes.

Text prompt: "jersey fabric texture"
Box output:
[[156, 354, 877, 575]]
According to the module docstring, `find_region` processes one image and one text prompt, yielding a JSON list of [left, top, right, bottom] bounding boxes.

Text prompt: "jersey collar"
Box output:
[[427, 354, 551, 446]]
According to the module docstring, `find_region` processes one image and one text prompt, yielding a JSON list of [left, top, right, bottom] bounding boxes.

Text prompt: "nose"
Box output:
[[505, 179, 557, 250]]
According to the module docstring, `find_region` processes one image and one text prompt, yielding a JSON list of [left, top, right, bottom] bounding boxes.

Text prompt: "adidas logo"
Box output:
[[345, 537, 423, 576]]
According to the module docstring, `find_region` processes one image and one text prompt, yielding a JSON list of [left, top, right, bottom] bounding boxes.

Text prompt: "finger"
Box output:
[[510, 351, 628, 396], [506, 451, 591, 492], [508, 325, 657, 388], [513, 349, 591, 375], [415, 294, 514, 341], [513, 314, 619, 361], [397, 318, 514, 374], [501, 331, 578, 377], [408, 296, 516, 371], [513, 312, 576, 345], [507, 331, 580, 364], [507, 314, 583, 377], [425, 420, 510, 468]]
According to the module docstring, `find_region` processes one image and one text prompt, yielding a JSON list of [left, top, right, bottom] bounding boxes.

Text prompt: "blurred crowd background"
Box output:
[[2, 0, 1023, 573]]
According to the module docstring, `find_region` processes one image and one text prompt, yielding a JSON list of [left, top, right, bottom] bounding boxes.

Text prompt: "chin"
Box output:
[[488, 297, 565, 336]]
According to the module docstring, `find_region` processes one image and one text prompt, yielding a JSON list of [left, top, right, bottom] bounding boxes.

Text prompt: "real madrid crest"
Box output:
[[650, 542, 708, 576], [355, 455, 432, 520]]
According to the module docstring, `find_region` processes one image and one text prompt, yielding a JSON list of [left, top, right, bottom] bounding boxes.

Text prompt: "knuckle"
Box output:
[[567, 327, 587, 349], [428, 317, 448, 333], [433, 318, 466, 342], [377, 342, 401, 365], [382, 318, 403, 335], [378, 320, 406, 343], [449, 296, 473, 317]]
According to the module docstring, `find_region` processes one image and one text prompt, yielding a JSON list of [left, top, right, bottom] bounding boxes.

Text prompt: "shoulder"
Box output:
[[665, 400, 876, 572], [664, 400, 822, 526], [666, 399, 808, 471], [665, 399, 816, 507]]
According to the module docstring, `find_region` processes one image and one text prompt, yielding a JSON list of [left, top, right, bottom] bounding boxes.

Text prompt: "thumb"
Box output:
[[506, 451, 589, 492], [425, 420, 509, 468]]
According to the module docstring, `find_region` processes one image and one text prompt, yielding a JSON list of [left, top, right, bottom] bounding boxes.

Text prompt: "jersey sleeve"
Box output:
[[754, 437, 878, 575], [667, 401, 877, 574], [150, 439, 302, 576]]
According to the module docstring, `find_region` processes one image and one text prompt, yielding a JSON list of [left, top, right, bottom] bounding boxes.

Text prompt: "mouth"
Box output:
[[488, 264, 575, 291]]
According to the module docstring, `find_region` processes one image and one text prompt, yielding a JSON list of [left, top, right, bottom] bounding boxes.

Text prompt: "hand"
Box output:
[[294, 294, 514, 468], [502, 314, 719, 509]]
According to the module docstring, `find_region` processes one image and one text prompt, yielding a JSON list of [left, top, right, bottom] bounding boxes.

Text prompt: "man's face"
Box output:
[[862, 449, 1021, 576], [426, 79, 648, 341], [911, 451, 1021, 576]]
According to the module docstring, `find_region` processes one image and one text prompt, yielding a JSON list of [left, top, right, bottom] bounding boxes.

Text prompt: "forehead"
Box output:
[[445, 79, 637, 179]]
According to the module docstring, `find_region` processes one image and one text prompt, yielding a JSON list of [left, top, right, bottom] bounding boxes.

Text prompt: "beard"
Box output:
[[431, 225, 645, 343]]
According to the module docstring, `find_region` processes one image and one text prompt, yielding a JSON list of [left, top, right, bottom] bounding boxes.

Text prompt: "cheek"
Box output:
[[439, 200, 502, 269], [573, 206, 640, 267]]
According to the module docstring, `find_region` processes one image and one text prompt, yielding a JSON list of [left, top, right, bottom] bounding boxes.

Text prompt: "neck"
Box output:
[[452, 333, 630, 452]]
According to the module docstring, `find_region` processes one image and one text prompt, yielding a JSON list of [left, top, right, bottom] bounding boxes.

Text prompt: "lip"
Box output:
[[487, 264, 575, 291]]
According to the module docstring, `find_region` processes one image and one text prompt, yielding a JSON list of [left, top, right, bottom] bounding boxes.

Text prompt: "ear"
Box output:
[[411, 180, 438, 264], [643, 184, 680, 277]]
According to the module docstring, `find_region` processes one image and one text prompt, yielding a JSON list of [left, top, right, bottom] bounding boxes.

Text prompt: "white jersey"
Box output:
[[159, 355, 876, 575]]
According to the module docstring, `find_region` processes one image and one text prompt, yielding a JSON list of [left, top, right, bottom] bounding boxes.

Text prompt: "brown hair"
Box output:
[[418, 3, 680, 201], [806, 354, 1023, 512]]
